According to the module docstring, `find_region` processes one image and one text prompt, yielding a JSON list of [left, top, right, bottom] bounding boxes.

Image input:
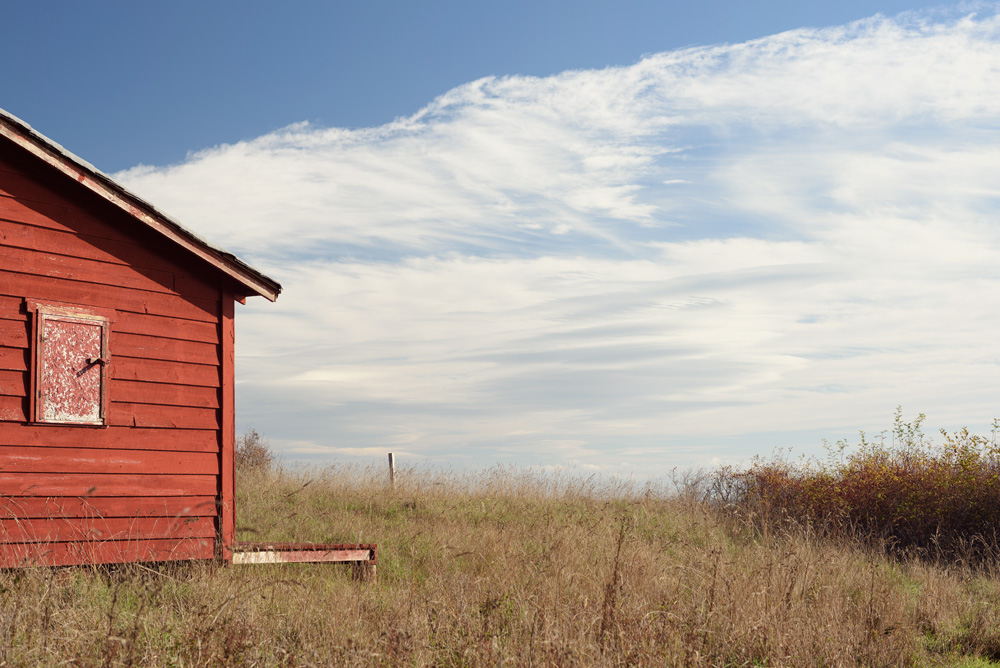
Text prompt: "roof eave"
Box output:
[[0, 112, 281, 302]]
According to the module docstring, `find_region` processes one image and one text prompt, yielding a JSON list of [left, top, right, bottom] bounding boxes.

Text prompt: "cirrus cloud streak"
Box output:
[[118, 7, 1000, 473]]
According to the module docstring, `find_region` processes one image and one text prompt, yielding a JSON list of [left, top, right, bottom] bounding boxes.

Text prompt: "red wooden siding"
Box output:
[[0, 538, 214, 568], [220, 284, 236, 561], [0, 496, 217, 518], [0, 143, 226, 566], [0, 473, 218, 497]]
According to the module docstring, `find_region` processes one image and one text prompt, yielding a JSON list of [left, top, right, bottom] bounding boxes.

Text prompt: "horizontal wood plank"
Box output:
[[0, 217, 151, 276], [114, 332, 219, 366], [0, 423, 218, 452], [0, 347, 28, 372], [0, 516, 216, 543], [112, 380, 219, 409], [0, 369, 26, 397], [0, 395, 27, 421], [0, 192, 76, 230], [0, 242, 179, 296], [1, 396, 222, 428], [109, 403, 219, 430], [0, 537, 215, 567], [0, 162, 97, 209], [232, 548, 374, 564], [0, 318, 28, 348], [0, 446, 218, 475], [114, 310, 219, 344], [0, 296, 25, 320], [0, 168, 89, 214], [0, 198, 218, 301], [0, 472, 217, 497], [0, 268, 218, 323], [111, 357, 219, 388], [0, 495, 218, 519]]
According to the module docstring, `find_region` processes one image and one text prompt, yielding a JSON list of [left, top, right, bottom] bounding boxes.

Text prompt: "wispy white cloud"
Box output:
[[118, 7, 1000, 474]]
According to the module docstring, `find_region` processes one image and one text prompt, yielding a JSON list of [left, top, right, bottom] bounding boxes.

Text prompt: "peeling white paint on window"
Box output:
[[33, 306, 109, 425]]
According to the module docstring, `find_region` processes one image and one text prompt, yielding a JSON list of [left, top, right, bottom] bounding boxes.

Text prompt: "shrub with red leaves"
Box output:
[[729, 409, 1000, 564]]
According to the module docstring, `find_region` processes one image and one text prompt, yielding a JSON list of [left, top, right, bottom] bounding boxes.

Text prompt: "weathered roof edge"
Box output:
[[0, 108, 281, 302]]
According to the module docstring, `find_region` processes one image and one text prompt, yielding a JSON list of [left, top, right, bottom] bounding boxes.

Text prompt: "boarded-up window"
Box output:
[[30, 304, 110, 425]]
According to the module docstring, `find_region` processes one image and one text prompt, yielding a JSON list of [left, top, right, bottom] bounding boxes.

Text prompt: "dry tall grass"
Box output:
[[0, 462, 999, 666]]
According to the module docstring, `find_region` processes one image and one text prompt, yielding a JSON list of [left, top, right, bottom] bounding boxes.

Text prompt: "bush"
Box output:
[[235, 427, 274, 472], [726, 408, 1000, 564]]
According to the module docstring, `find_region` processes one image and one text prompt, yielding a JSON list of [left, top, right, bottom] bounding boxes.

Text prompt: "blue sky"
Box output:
[[6, 0, 951, 170], [5, 2, 1000, 474]]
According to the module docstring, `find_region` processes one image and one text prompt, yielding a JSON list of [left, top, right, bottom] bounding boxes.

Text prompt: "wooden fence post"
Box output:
[[388, 452, 395, 490]]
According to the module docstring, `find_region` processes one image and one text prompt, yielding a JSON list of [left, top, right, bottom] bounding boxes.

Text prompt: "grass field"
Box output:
[[2, 424, 1000, 666]]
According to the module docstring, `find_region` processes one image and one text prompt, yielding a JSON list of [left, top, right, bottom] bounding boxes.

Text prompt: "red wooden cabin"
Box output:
[[0, 109, 281, 567]]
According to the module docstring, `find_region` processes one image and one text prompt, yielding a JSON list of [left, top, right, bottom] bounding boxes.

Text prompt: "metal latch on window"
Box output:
[[76, 356, 109, 378]]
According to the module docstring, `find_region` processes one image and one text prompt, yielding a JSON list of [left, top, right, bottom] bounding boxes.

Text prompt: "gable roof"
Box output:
[[0, 108, 281, 302]]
